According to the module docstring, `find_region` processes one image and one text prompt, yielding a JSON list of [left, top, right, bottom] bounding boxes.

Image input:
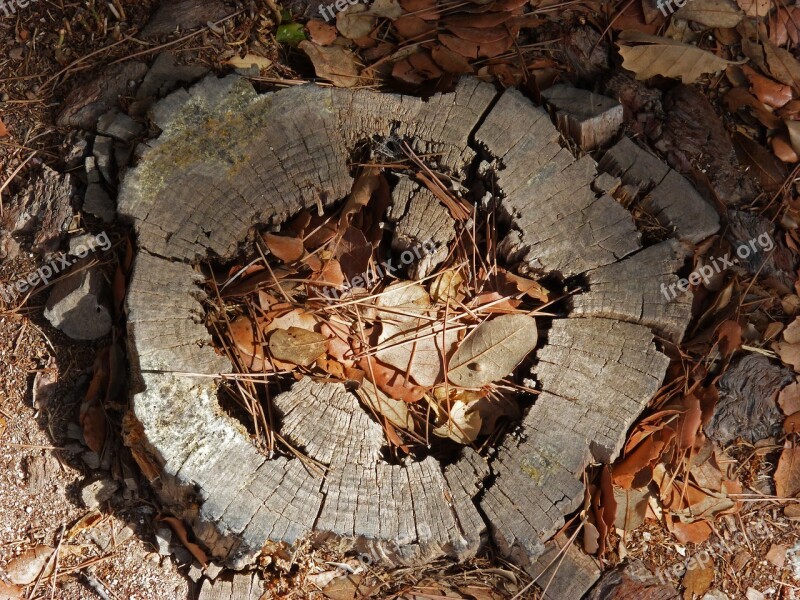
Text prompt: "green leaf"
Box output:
[[276, 22, 307, 45]]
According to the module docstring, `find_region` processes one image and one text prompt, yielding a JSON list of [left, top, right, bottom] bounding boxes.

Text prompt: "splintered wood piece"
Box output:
[[197, 572, 265, 600], [598, 137, 719, 243], [475, 89, 641, 277], [481, 318, 668, 570], [529, 533, 602, 600], [541, 84, 624, 150], [572, 240, 693, 342]]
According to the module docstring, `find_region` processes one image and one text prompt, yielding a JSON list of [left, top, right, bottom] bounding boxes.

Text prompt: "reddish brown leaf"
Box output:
[[668, 518, 713, 544], [779, 381, 800, 415], [723, 87, 783, 129], [393, 15, 436, 39], [430, 44, 473, 74], [742, 65, 793, 108], [307, 19, 338, 45], [733, 132, 788, 193], [264, 232, 305, 263], [784, 411, 800, 434], [0, 118, 7, 137], [773, 133, 799, 163], [229, 316, 269, 371], [769, 7, 800, 46], [716, 319, 742, 358], [359, 355, 426, 403], [81, 348, 109, 454]]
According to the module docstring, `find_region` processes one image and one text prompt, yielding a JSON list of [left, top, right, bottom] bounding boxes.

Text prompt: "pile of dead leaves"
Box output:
[[207, 157, 549, 453]]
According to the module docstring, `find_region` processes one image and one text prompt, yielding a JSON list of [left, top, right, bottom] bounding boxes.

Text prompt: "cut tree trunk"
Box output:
[[118, 74, 718, 585]]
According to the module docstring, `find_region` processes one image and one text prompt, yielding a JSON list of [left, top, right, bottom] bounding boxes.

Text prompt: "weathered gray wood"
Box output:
[[118, 75, 700, 586], [599, 137, 719, 244], [197, 572, 264, 600], [572, 240, 693, 342], [388, 176, 455, 278], [475, 89, 641, 277], [529, 533, 602, 600], [541, 84, 624, 150], [481, 318, 669, 570]]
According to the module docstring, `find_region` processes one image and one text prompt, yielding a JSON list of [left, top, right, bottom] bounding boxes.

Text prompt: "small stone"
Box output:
[[702, 590, 730, 600], [155, 526, 172, 556], [81, 451, 101, 470], [83, 183, 116, 223], [205, 562, 224, 581], [97, 111, 144, 143], [188, 562, 203, 582], [81, 479, 119, 509], [93, 135, 116, 184], [745, 589, 765, 600], [44, 262, 112, 340]]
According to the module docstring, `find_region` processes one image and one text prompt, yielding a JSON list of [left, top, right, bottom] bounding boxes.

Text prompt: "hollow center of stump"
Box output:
[[202, 150, 552, 458]]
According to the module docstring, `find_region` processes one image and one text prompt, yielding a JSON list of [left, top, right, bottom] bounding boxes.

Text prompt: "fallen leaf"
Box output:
[[734, 132, 788, 193], [613, 485, 650, 531], [376, 319, 459, 387], [786, 120, 800, 156], [779, 381, 800, 415], [617, 30, 739, 83], [307, 20, 338, 45], [742, 65, 793, 108], [6, 545, 54, 585], [356, 383, 414, 431], [668, 518, 713, 544], [264, 232, 305, 263], [373, 282, 432, 322], [582, 521, 600, 555], [775, 442, 800, 497], [81, 349, 109, 455], [336, 5, 375, 39], [769, 7, 800, 46], [159, 516, 208, 568], [431, 44, 473, 74], [0, 581, 21, 600], [229, 316, 269, 371], [737, 0, 770, 16], [340, 166, 381, 227], [774, 134, 800, 163], [777, 341, 800, 371], [723, 87, 783, 129], [225, 53, 272, 70], [682, 560, 714, 599], [269, 327, 328, 367], [430, 270, 464, 303], [716, 320, 742, 358], [433, 399, 482, 443], [299, 41, 361, 88], [66, 510, 103, 540], [263, 308, 319, 334], [766, 543, 787, 568], [0, 118, 7, 137], [322, 573, 362, 600], [448, 314, 538, 388], [360, 355, 426, 402], [674, 0, 743, 28], [763, 41, 800, 93]]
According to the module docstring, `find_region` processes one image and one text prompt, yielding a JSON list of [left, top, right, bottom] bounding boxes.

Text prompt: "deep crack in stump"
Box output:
[[118, 76, 719, 574]]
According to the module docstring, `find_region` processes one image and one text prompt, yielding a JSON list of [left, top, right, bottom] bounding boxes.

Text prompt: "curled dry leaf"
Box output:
[[433, 399, 483, 443], [763, 41, 800, 94], [430, 269, 464, 303], [159, 516, 208, 568], [356, 383, 414, 431], [773, 134, 799, 163], [448, 314, 538, 388], [779, 381, 800, 415], [336, 5, 375, 39], [373, 281, 432, 321], [66, 509, 104, 540], [269, 327, 328, 366], [724, 87, 783, 129], [307, 20, 338, 45], [742, 65, 793, 108], [264, 232, 305, 262], [229, 315, 269, 371], [225, 53, 272, 70], [617, 30, 739, 83], [6, 545, 54, 585], [299, 40, 361, 88], [359, 355, 426, 402]]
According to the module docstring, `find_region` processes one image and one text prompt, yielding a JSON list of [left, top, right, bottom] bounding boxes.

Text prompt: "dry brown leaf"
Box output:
[[356, 383, 414, 431], [66, 510, 103, 540], [433, 399, 483, 443], [0, 118, 7, 137], [430, 44, 474, 74], [336, 5, 375, 39], [779, 381, 800, 415], [773, 134, 800, 163], [736, 0, 770, 16], [263, 308, 319, 334], [225, 53, 272, 70], [674, 0, 743, 28], [269, 327, 328, 366], [430, 270, 464, 303], [340, 166, 381, 227], [742, 65, 793, 108], [366, 0, 403, 18], [359, 355, 426, 402], [784, 411, 800, 434], [6, 545, 54, 585], [617, 30, 738, 83], [734, 132, 788, 193], [264, 232, 305, 263], [775, 443, 800, 497], [376, 320, 459, 387], [763, 41, 800, 93], [322, 573, 362, 600], [81, 349, 109, 455], [668, 518, 713, 544], [769, 7, 800, 46], [373, 282, 432, 321], [448, 314, 538, 388], [612, 485, 649, 531], [299, 41, 361, 87], [777, 341, 800, 371], [724, 87, 783, 129], [786, 120, 800, 156], [582, 521, 600, 555], [159, 516, 208, 568], [682, 561, 715, 598], [230, 316, 269, 371], [307, 20, 338, 45], [0, 581, 21, 600], [613, 431, 671, 489], [716, 320, 743, 358]]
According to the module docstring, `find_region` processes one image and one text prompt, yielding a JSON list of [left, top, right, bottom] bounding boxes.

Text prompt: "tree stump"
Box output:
[[118, 75, 718, 577]]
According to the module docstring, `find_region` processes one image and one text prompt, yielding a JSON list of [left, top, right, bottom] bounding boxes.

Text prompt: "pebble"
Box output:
[[81, 479, 119, 509]]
